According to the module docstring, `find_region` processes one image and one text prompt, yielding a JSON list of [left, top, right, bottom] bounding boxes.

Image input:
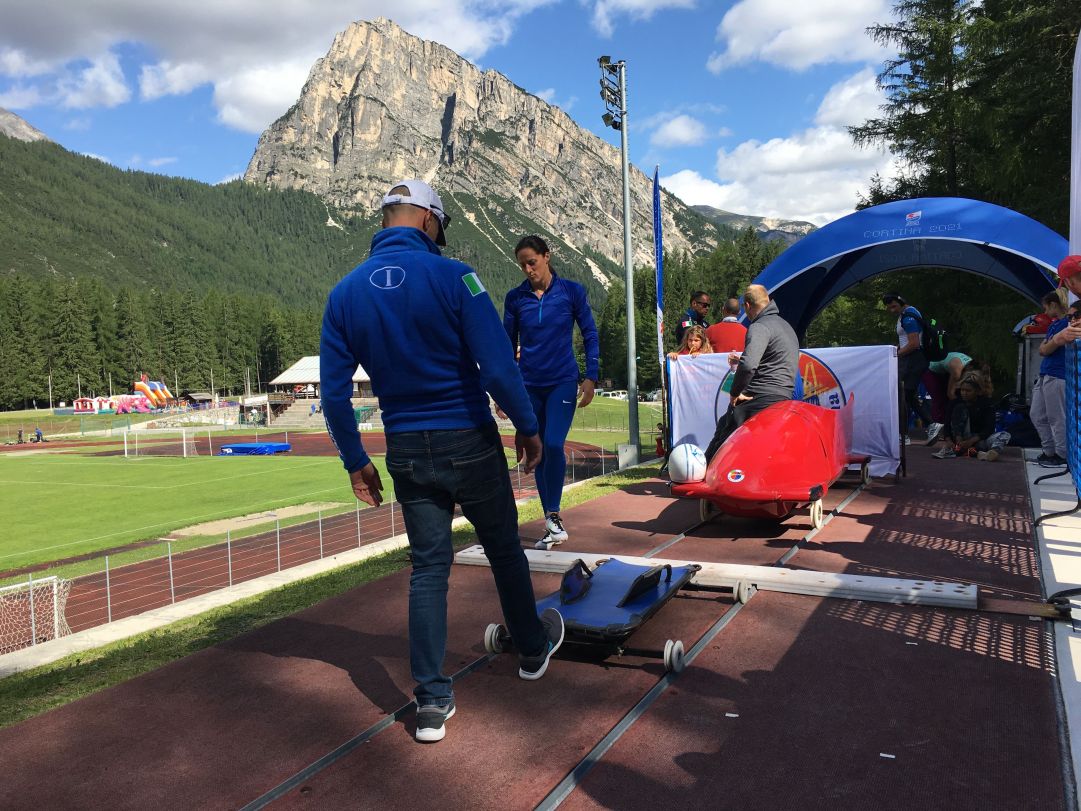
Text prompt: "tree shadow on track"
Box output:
[[222, 617, 411, 715]]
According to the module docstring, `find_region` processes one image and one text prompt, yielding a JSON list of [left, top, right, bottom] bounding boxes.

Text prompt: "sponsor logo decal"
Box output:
[[799, 350, 847, 409], [727, 469, 744, 483], [905, 210, 922, 227]]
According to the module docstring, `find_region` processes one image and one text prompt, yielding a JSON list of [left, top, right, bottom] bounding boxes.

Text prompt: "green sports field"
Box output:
[[0, 396, 662, 574], [0, 454, 381, 573]]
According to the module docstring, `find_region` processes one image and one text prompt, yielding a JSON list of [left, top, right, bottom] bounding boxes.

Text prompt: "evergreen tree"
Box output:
[[850, 0, 976, 199]]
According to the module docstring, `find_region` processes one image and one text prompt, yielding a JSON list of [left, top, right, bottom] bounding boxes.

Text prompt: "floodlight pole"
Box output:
[[599, 57, 639, 457]]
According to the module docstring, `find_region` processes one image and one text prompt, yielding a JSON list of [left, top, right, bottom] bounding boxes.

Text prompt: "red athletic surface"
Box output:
[[0, 444, 1066, 809]]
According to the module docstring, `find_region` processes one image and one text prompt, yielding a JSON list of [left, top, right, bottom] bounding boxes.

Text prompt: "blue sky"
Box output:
[[0, 0, 899, 225]]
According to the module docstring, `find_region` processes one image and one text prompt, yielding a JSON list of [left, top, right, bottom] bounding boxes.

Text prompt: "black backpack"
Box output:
[[915, 311, 948, 361]]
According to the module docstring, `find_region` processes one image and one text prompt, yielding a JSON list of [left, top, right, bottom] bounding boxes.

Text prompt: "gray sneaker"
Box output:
[[519, 608, 565, 680], [932, 446, 956, 459], [924, 423, 944, 445], [415, 700, 455, 743]]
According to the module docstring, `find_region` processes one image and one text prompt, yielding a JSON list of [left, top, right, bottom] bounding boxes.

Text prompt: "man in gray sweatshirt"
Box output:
[[704, 284, 799, 460]]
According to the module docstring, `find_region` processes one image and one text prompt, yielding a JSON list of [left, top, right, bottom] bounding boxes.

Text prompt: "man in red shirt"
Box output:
[[705, 297, 747, 353]]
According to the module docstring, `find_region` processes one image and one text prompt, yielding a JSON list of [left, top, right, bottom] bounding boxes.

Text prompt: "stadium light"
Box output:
[[597, 56, 639, 460]]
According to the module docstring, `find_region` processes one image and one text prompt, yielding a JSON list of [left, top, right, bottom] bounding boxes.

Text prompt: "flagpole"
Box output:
[[653, 166, 669, 461]]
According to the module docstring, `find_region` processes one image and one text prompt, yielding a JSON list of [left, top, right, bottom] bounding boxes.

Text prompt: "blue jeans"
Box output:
[[385, 424, 547, 706]]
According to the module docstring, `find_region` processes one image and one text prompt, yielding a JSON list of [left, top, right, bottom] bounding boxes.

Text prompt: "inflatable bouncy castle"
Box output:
[[133, 379, 173, 407]]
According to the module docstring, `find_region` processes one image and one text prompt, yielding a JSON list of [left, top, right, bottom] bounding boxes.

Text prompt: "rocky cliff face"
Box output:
[[692, 205, 816, 246], [0, 108, 50, 143], [245, 18, 715, 277]]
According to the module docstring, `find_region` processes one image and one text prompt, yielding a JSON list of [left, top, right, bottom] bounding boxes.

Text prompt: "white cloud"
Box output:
[[64, 116, 92, 130], [587, 0, 696, 37], [147, 156, 177, 167], [661, 126, 897, 225], [217, 172, 243, 184], [707, 0, 891, 72], [0, 47, 57, 78], [80, 152, 113, 164], [717, 126, 733, 137], [535, 87, 556, 103], [56, 53, 130, 108], [650, 114, 709, 148], [814, 67, 882, 127], [0, 1, 558, 132], [0, 84, 44, 109]]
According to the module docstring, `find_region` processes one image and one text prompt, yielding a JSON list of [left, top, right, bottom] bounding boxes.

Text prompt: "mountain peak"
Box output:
[[0, 108, 50, 143], [244, 19, 715, 274]]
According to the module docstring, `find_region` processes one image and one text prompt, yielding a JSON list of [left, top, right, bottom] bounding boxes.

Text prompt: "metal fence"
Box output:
[[2, 441, 661, 654]]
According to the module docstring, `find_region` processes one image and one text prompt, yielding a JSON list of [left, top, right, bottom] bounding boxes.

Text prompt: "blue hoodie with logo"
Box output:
[[321, 227, 538, 473]]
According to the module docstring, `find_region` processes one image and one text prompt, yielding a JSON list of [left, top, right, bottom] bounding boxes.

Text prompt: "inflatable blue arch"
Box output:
[[752, 197, 1067, 337]]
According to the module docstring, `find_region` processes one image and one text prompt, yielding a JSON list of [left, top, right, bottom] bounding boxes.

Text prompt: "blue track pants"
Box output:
[[527, 382, 578, 514]]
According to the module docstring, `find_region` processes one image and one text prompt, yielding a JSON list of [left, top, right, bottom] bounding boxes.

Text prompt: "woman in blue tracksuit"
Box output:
[[503, 235, 600, 548]]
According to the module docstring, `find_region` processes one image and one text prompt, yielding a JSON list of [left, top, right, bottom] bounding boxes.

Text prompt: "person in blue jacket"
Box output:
[[502, 235, 600, 549], [320, 181, 564, 744]]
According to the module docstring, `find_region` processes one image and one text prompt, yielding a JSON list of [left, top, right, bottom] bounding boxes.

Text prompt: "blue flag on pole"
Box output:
[[653, 166, 665, 367]]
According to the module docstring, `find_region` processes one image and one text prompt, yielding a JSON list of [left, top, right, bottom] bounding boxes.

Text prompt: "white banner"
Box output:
[[668, 345, 900, 477]]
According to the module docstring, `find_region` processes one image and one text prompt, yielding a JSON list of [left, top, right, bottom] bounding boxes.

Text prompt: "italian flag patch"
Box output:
[[462, 272, 486, 296]]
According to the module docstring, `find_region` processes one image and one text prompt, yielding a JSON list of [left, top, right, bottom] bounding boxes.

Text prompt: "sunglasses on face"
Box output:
[[695, 301, 711, 308]]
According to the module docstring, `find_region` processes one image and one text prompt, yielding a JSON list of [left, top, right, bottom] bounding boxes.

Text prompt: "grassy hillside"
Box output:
[[0, 135, 615, 307]]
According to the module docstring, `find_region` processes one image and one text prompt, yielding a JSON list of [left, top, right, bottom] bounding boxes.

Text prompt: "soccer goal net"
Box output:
[[124, 428, 201, 458], [0, 576, 73, 654]]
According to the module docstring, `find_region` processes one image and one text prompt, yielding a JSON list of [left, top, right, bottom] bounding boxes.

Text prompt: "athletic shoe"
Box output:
[[1033, 453, 1058, 464], [519, 608, 565, 681], [904, 436, 912, 446], [932, 446, 956, 459], [924, 423, 944, 445], [1039, 455, 1067, 468], [534, 530, 561, 549], [415, 700, 455, 743], [545, 513, 569, 542], [977, 449, 999, 462]]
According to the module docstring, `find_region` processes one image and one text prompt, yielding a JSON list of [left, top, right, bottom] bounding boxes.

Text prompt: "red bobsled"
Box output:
[[671, 397, 869, 528]]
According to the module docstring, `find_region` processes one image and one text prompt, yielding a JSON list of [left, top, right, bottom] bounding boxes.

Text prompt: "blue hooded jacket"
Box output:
[[503, 272, 600, 388], [321, 227, 538, 473]]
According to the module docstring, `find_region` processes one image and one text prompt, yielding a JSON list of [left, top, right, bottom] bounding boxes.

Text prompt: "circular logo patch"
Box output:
[[727, 469, 745, 483]]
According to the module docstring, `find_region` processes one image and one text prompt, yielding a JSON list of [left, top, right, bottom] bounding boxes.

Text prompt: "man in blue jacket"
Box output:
[[320, 180, 564, 744]]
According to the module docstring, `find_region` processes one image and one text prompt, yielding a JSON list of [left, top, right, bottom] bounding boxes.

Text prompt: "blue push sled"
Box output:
[[483, 558, 700, 673]]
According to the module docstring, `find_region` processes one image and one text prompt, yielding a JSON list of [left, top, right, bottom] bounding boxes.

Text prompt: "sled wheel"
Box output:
[[809, 499, 824, 530], [860, 462, 871, 486], [663, 639, 686, 673], [699, 499, 719, 524], [484, 623, 506, 654], [735, 580, 755, 604]]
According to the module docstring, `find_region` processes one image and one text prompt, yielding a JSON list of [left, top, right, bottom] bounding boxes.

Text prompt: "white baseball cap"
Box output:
[[381, 179, 451, 246]]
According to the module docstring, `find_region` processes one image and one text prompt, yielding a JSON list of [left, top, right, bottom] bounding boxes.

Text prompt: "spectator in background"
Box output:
[[931, 372, 1011, 461], [1060, 255, 1081, 299], [321, 181, 563, 743], [881, 293, 934, 440], [921, 349, 972, 444], [668, 325, 713, 359], [675, 291, 711, 346], [705, 297, 747, 353], [1030, 299, 1081, 466]]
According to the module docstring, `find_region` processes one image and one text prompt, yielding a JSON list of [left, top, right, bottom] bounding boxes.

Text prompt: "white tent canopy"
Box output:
[[269, 356, 370, 386]]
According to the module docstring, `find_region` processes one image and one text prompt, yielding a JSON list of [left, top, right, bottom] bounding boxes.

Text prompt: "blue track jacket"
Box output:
[[321, 227, 538, 473], [503, 272, 600, 388]]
